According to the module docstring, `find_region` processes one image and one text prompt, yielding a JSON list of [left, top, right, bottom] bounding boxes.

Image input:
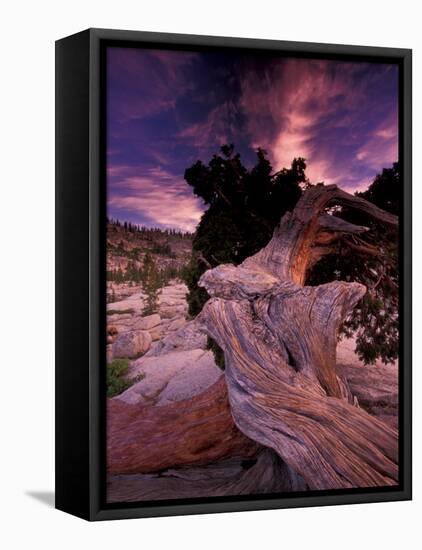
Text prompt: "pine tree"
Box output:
[[141, 252, 161, 316]]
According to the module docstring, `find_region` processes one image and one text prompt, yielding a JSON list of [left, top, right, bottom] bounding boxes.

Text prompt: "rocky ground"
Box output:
[[106, 279, 399, 503], [107, 280, 222, 406], [107, 280, 192, 359]]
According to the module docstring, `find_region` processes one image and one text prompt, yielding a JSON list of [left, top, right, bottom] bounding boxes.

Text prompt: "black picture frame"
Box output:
[[55, 28, 412, 521]]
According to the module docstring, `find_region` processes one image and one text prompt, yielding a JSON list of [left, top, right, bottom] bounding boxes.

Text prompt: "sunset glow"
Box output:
[[107, 47, 398, 231]]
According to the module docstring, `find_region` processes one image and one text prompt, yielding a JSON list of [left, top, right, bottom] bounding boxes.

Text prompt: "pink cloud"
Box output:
[[355, 116, 398, 170], [239, 59, 398, 191], [108, 166, 204, 232]]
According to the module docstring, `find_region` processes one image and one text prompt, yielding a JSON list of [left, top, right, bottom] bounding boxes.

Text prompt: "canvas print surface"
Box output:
[[105, 45, 400, 504]]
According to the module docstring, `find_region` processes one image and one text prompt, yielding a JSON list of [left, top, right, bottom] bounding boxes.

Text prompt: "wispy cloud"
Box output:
[[107, 50, 399, 230], [355, 115, 398, 171], [239, 59, 398, 190], [107, 165, 204, 232]]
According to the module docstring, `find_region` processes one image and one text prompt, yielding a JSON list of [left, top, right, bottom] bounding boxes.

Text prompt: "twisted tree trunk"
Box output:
[[198, 184, 399, 490]]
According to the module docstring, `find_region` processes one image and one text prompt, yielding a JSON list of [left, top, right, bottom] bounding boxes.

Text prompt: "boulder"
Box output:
[[146, 320, 208, 357], [107, 313, 133, 323], [337, 361, 398, 428], [117, 348, 221, 406], [111, 330, 152, 359], [135, 313, 161, 330], [336, 337, 398, 428], [159, 305, 186, 319], [107, 299, 141, 313], [148, 325, 163, 341], [337, 336, 398, 369], [167, 317, 186, 332]]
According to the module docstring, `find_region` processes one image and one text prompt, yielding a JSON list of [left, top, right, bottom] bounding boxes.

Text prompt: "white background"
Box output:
[[0, 1, 420, 548]]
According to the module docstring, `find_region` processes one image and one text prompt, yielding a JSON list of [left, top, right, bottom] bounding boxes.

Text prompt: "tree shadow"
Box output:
[[26, 491, 55, 508]]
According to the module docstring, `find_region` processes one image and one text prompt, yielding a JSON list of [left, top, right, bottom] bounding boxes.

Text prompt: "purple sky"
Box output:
[[107, 47, 398, 232]]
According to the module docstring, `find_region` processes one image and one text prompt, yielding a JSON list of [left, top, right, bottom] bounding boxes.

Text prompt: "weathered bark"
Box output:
[[241, 184, 397, 285], [107, 377, 259, 475], [198, 184, 399, 490]]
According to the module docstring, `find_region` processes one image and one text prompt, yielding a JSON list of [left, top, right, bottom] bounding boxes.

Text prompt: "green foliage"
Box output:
[[356, 163, 400, 216], [108, 218, 192, 239], [106, 359, 131, 397], [107, 359, 146, 397], [183, 145, 307, 317], [159, 264, 186, 286], [151, 242, 176, 258], [126, 260, 142, 283], [142, 251, 161, 316], [107, 266, 125, 283]]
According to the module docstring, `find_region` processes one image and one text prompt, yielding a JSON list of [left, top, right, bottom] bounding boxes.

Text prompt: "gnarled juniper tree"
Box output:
[[183, 146, 399, 365]]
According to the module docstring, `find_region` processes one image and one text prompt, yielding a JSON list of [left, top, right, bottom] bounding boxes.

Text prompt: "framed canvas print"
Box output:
[[55, 28, 412, 521]]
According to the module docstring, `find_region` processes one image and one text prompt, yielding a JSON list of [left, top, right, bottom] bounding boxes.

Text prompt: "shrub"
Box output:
[[107, 359, 145, 397]]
